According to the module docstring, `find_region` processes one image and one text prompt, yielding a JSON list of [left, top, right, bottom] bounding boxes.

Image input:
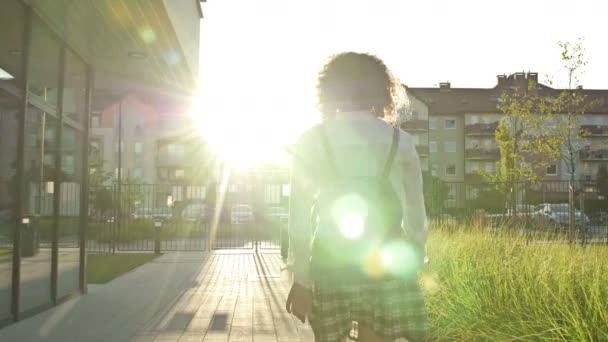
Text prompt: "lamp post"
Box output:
[[154, 221, 162, 255], [116, 99, 123, 254], [108, 216, 115, 254]]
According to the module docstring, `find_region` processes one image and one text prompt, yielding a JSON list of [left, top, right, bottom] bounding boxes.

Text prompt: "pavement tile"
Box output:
[[185, 319, 212, 333], [130, 334, 158, 342], [228, 325, 253, 342]]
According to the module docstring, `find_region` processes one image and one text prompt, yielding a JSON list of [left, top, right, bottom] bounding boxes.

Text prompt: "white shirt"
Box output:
[[288, 111, 428, 288]]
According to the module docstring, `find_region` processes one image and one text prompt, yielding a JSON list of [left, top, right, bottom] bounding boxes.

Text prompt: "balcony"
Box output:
[[465, 122, 499, 135], [465, 172, 487, 182], [465, 148, 500, 160], [156, 152, 186, 166], [580, 149, 608, 161], [401, 119, 428, 131], [581, 125, 608, 136], [416, 145, 429, 156]]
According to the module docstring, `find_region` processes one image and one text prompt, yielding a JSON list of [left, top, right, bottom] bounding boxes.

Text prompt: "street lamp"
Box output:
[[154, 221, 162, 255]]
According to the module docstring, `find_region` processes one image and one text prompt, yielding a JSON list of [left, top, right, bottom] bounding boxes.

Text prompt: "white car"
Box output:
[[266, 206, 288, 221], [535, 203, 590, 226], [182, 204, 208, 222], [231, 204, 254, 224]]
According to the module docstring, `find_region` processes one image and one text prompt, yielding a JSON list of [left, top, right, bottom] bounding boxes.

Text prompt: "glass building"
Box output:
[[0, 0, 201, 325]]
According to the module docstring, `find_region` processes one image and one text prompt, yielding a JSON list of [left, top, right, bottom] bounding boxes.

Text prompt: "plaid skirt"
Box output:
[[311, 278, 428, 342]]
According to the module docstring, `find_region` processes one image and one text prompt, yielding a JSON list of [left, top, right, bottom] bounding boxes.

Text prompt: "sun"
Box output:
[[191, 78, 320, 169]]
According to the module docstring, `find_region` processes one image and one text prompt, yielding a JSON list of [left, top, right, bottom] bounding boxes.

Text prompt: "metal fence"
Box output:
[[425, 179, 608, 243], [87, 182, 289, 253]]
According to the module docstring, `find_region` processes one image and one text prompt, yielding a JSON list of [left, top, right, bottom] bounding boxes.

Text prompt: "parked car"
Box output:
[[506, 204, 537, 216], [132, 207, 152, 219], [231, 204, 254, 224], [132, 207, 172, 221], [535, 203, 590, 226], [588, 212, 608, 226], [265, 206, 288, 222], [151, 207, 172, 222], [181, 204, 209, 222]]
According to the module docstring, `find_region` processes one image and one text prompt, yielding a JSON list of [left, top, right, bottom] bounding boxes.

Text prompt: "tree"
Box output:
[[520, 38, 596, 184], [479, 113, 538, 214]]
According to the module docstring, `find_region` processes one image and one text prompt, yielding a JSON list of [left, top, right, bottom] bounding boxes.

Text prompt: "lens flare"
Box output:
[[332, 193, 368, 239], [139, 27, 156, 43], [382, 241, 420, 278], [339, 213, 364, 239]]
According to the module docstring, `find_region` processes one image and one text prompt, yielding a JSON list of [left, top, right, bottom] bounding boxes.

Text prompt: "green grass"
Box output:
[[87, 253, 160, 284], [423, 224, 608, 341], [0, 248, 11, 257]]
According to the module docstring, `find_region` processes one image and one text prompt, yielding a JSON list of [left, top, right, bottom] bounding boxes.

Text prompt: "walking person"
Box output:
[[284, 52, 429, 341]]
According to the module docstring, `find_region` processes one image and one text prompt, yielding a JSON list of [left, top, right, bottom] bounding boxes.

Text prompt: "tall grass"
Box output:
[[422, 222, 608, 341]]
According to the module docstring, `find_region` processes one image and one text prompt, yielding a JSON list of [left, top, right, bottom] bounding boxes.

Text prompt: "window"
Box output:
[[445, 164, 456, 176], [411, 110, 419, 120], [485, 163, 495, 174], [63, 128, 76, 146], [546, 164, 558, 176], [431, 164, 438, 177], [447, 188, 456, 201], [483, 139, 493, 149], [45, 126, 56, 146], [445, 118, 456, 129], [133, 168, 143, 180], [115, 168, 123, 178], [157, 167, 168, 180], [471, 162, 480, 172], [444, 141, 456, 153], [468, 115, 479, 125], [468, 139, 480, 149], [411, 135, 420, 145], [429, 118, 439, 130], [134, 142, 144, 154], [91, 114, 100, 128], [167, 143, 185, 158], [27, 133, 37, 148], [429, 141, 438, 153], [62, 154, 75, 175], [175, 169, 185, 179], [44, 153, 54, 166]]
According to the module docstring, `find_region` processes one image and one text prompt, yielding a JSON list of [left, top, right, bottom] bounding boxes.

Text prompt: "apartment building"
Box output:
[[90, 90, 211, 185], [405, 73, 608, 184]]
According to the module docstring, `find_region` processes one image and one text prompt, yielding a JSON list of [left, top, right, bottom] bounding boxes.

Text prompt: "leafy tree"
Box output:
[[517, 38, 596, 184]]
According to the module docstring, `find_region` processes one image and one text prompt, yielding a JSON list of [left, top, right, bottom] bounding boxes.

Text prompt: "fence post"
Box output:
[[568, 181, 574, 244], [280, 216, 289, 261], [154, 221, 161, 255], [580, 192, 586, 246]]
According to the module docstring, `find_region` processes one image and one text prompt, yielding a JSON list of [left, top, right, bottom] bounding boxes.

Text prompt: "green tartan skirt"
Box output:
[[311, 277, 429, 342]]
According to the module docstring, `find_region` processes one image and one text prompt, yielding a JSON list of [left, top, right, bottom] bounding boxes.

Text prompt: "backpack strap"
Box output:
[[381, 127, 400, 179], [318, 125, 339, 177]]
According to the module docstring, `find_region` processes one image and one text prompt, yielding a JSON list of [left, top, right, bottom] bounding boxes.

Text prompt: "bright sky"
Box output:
[[195, 0, 608, 163]]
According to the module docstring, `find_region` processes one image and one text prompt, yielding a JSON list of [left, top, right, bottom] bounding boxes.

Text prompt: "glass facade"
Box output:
[[0, 2, 90, 324]]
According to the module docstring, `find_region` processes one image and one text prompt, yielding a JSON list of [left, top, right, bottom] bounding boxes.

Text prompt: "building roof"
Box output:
[[407, 73, 608, 115]]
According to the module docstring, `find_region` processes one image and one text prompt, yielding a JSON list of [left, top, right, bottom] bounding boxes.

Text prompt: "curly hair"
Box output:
[[316, 52, 404, 121]]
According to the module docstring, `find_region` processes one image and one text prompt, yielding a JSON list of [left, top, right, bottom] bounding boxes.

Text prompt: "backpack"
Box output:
[[309, 125, 409, 284]]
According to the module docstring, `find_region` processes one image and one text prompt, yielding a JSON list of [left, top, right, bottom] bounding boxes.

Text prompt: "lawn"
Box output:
[[423, 224, 608, 341], [87, 253, 160, 284]]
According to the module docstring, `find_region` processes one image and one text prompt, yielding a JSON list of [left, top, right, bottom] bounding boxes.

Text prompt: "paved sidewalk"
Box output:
[[0, 251, 314, 342]]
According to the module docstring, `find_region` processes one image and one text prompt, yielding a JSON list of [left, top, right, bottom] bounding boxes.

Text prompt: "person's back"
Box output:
[[285, 52, 429, 342]]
